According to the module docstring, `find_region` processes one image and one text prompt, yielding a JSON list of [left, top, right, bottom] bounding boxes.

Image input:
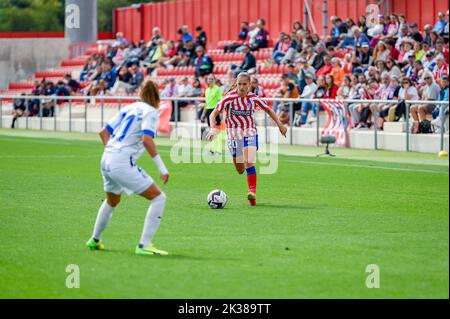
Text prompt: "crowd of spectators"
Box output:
[[11, 11, 449, 134]]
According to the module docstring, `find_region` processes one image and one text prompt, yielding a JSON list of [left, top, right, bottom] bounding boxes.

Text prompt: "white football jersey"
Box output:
[[104, 102, 159, 160]]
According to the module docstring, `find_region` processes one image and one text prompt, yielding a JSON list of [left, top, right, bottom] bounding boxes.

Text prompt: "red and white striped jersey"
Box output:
[[215, 90, 270, 139]]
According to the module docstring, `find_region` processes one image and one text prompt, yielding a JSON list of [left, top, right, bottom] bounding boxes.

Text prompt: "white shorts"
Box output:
[[101, 152, 154, 196]]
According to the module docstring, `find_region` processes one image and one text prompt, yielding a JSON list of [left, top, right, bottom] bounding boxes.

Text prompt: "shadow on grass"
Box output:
[[256, 203, 321, 210]]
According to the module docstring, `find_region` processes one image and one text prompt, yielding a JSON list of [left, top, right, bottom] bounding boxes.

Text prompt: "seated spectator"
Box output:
[[423, 51, 437, 71], [386, 57, 403, 79], [194, 46, 214, 78], [54, 81, 70, 105], [409, 23, 423, 43], [147, 27, 163, 49], [277, 74, 300, 125], [354, 79, 379, 129], [292, 21, 304, 33], [296, 73, 318, 126], [176, 77, 195, 108], [316, 55, 333, 77], [379, 76, 401, 123], [224, 21, 249, 53], [324, 74, 339, 99], [297, 58, 316, 92], [433, 55, 449, 87], [115, 32, 128, 47], [357, 43, 372, 66], [195, 26, 207, 49], [431, 75, 449, 132], [160, 77, 177, 98], [269, 33, 291, 64], [311, 44, 327, 70], [337, 75, 352, 99], [179, 25, 194, 43], [11, 95, 26, 129], [233, 45, 256, 76], [330, 57, 345, 85], [250, 77, 265, 97], [89, 62, 117, 96], [373, 41, 390, 62], [433, 12, 447, 34], [423, 24, 433, 46], [392, 77, 420, 122], [385, 38, 400, 60], [112, 41, 127, 67], [285, 64, 298, 83], [250, 19, 269, 51], [410, 72, 441, 133], [280, 30, 302, 64], [64, 74, 80, 93], [110, 62, 143, 95]]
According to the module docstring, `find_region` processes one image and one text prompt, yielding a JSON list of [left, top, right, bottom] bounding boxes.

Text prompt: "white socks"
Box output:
[[139, 192, 167, 248], [92, 201, 115, 241]]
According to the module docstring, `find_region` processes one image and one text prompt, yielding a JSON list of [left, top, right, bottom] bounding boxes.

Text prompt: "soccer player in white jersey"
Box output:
[[207, 72, 287, 206], [86, 80, 170, 256]]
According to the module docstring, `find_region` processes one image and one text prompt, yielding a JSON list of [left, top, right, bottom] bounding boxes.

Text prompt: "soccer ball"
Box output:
[[207, 190, 227, 209]]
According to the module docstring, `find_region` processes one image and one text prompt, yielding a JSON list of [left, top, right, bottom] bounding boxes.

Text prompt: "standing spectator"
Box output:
[[195, 26, 207, 49], [194, 46, 214, 78], [10, 95, 26, 129], [410, 72, 441, 133], [224, 21, 249, 53]]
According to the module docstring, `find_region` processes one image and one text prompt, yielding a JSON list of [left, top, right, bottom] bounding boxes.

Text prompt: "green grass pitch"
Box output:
[[0, 129, 448, 298]]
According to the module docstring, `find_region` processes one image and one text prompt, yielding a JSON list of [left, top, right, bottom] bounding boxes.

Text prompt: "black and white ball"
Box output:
[[207, 190, 228, 209]]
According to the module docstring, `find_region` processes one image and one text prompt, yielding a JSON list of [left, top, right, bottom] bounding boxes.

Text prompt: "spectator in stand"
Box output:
[[358, 15, 368, 34], [431, 75, 449, 131], [385, 38, 400, 60], [141, 38, 168, 74], [433, 55, 449, 87], [367, 15, 385, 43], [324, 74, 339, 99], [179, 25, 194, 43], [379, 76, 401, 124], [10, 94, 26, 129], [444, 10, 449, 37], [54, 81, 70, 105], [357, 43, 372, 66], [160, 77, 177, 98], [434, 12, 447, 35], [89, 62, 117, 96], [269, 33, 291, 64], [110, 62, 143, 95], [369, 73, 391, 129], [373, 41, 390, 62], [342, 53, 353, 74], [429, 31, 440, 48], [410, 71, 441, 133], [285, 64, 298, 83], [250, 18, 269, 51], [423, 24, 433, 46], [177, 76, 195, 108], [330, 57, 345, 86], [233, 45, 256, 76], [250, 77, 265, 97], [194, 46, 214, 78], [295, 72, 318, 127], [407, 23, 422, 42], [423, 51, 437, 71], [413, 42, 425, 61], [297, 58, 316, 92], [277, 73, 300, 125], [64, 74, 80, 93], [316, 55, 333, 77], [280, 31, 302, 64], [311, 44, 326, 70], [337, 75, 352, 99], [393, 77, 420, 122], [115, 32, 128, 47], [147, 27, 163, 49], [293, 21, 304, 33], [195, 26, 207, 49], [112, 41, 127, 67], [80, 56, 98, 82], [224, 21, 249, 53], [433, 39, 449, 61], [386, 57, 403, 79]]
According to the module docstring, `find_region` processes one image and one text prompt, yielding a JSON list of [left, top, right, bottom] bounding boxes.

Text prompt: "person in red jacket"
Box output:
[[316, 55, 333, 77]]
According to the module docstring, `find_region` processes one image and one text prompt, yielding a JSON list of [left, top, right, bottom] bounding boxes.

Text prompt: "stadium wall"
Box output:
[[0, 38, 70, 90], [113, 0, 449, 46]]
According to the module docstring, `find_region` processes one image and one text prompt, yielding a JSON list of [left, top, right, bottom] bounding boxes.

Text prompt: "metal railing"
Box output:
[[0, 95, 448, 152]]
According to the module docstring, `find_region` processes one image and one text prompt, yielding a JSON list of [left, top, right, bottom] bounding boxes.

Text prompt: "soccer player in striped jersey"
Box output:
[[86, 80, 170, 256], [207, 72, 287, 206]]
